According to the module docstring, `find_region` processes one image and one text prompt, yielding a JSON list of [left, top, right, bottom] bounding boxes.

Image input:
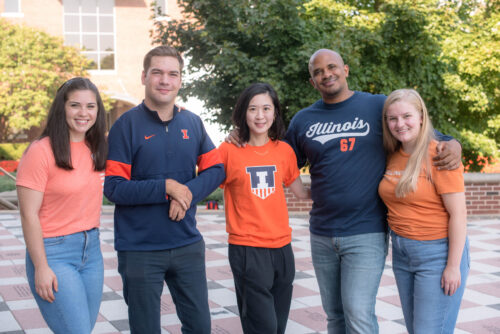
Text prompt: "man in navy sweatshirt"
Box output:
[[104, 46, 225, 334]]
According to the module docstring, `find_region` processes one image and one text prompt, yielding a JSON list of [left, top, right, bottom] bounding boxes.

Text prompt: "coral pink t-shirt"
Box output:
[[16, 137, 103, 238]]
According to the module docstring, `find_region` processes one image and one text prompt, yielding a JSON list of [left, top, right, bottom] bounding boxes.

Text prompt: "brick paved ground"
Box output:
[[0, 210, 499, 333]]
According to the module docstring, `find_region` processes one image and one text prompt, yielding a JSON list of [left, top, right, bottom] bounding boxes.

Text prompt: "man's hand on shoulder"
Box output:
[[165, 179, 192, 210], [433, 139, 462, 170], [225, 128, 246, 147]]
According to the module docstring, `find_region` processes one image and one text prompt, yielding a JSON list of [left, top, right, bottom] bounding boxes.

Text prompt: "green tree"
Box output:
[[0, 19, 90, 141], [152, 0, 312, 126], [432, 1, 499, 169], [152, 0, 498, 171]]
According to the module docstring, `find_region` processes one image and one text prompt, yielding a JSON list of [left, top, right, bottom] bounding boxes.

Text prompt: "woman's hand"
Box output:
[[441, 264, 461, 296], [441, 192, 467, 297], [18, 186, 58, 302], [35, 265, 58, 303]]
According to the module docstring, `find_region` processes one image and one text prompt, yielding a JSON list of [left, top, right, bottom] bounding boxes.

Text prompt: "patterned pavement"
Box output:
[[0, 209, 499, 333]]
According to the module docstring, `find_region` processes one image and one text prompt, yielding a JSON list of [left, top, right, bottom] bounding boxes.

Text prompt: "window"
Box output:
[[153, 0, 170, 20], [63, 0, 115, 71], [2, 0, 22, 16], [155, 0, 167, 13]]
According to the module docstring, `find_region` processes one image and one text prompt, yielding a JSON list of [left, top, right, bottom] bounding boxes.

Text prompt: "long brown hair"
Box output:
[[41, 77, 107, 171]]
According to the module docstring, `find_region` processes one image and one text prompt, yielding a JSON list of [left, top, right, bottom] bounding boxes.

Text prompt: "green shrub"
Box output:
[[200, 187, 223, 204], [103, 195, 113, 206], [0, 173, 16, 192], [0, 143, 29, 160]]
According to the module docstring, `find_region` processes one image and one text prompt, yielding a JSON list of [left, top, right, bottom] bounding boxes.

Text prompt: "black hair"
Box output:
[[40, 77, 107, 171], [232, 83, 286, 142]]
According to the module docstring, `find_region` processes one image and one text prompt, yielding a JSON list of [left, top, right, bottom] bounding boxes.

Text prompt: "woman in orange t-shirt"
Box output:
[[16, 77, 107, 333], [378, 89, 469, 334], [219, 83, 310, 334]]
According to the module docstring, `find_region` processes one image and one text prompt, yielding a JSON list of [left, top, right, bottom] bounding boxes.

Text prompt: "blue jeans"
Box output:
[[26, 228, 104, 334], [391, 231, 470, 334], [118, 239, 210, 334], [310, 232, 388, 334]]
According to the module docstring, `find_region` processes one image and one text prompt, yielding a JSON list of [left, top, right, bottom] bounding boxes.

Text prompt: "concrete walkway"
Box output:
[[0, 210, 499, 333]]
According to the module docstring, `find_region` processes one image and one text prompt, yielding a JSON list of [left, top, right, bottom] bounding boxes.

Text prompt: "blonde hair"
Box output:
[[382, 89, 435, 197]]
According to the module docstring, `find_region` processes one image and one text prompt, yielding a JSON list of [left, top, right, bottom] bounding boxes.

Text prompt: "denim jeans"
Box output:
[[117, 239, 210, 334], [26, 228, 103, 334], [391, 231, 470, 334], [310, 232, 388, 334]]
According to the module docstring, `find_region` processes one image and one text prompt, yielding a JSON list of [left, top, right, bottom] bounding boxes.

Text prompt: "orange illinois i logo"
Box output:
[[181, 129, 189, 139]]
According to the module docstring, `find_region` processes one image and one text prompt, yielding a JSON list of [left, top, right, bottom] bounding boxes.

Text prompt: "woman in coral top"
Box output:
[[16, 77, 107, 333], [378, 89, 469, 333], [219, 83, 310, 334]]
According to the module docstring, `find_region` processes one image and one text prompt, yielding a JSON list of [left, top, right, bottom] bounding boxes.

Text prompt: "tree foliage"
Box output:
[[0, 19, 90, 142], [152, 0, 498, 171]]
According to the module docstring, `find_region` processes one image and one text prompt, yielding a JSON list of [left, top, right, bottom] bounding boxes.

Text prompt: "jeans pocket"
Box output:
[[43, 235, 65, 246]]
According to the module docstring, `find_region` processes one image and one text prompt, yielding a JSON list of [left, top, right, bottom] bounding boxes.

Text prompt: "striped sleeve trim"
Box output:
[[105, 160, 131, 180], [197, 149, 222, 173]]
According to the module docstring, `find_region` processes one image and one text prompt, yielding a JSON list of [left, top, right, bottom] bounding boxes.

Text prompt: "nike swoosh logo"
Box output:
[[144, 134, 155, 140]]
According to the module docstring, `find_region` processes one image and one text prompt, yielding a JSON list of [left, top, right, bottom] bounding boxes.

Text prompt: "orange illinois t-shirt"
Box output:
[[218, 140, 300, 248], [378, 140, 464, 241], [16, 137, 104, 238]]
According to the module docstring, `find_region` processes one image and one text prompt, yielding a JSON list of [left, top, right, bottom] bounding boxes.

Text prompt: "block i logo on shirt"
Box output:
[[245, 166, 277, 200]]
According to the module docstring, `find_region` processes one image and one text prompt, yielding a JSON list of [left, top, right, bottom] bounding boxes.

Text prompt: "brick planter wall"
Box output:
[[464, 173, 500, 216], [284, 175, 312, 213], [285, 173, 500, 217]]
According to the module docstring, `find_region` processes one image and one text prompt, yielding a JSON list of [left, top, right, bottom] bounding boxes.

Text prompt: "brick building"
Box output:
[[1, 0, 183, 128]]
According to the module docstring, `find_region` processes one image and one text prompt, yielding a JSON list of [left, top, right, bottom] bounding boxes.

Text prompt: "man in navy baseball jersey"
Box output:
[[104, 46, 225, 334]]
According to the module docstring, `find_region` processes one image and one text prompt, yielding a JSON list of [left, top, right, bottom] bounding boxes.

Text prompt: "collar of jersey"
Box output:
[[141, 101, 180, 124]]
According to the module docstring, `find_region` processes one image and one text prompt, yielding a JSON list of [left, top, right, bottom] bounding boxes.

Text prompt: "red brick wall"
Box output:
[[284, 175, 312, 213], [464, 174, 500, 216], [286, 174, 500, 217], [284, 187, 313, 212]]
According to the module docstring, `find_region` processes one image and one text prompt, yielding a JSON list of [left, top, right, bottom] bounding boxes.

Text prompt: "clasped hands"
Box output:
[[165, 179, 192, 221]]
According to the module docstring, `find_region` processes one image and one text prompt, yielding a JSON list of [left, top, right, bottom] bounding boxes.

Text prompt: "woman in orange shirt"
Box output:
[[219, 83, 310, 334], [16, 77, 107, 333], [378, 89, 469, 333]]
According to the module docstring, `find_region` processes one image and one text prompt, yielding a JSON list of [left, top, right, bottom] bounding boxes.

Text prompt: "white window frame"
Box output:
[[2, 0, 23, 17], [63, 0, 116, 72], [153, 0, 171, 21]]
